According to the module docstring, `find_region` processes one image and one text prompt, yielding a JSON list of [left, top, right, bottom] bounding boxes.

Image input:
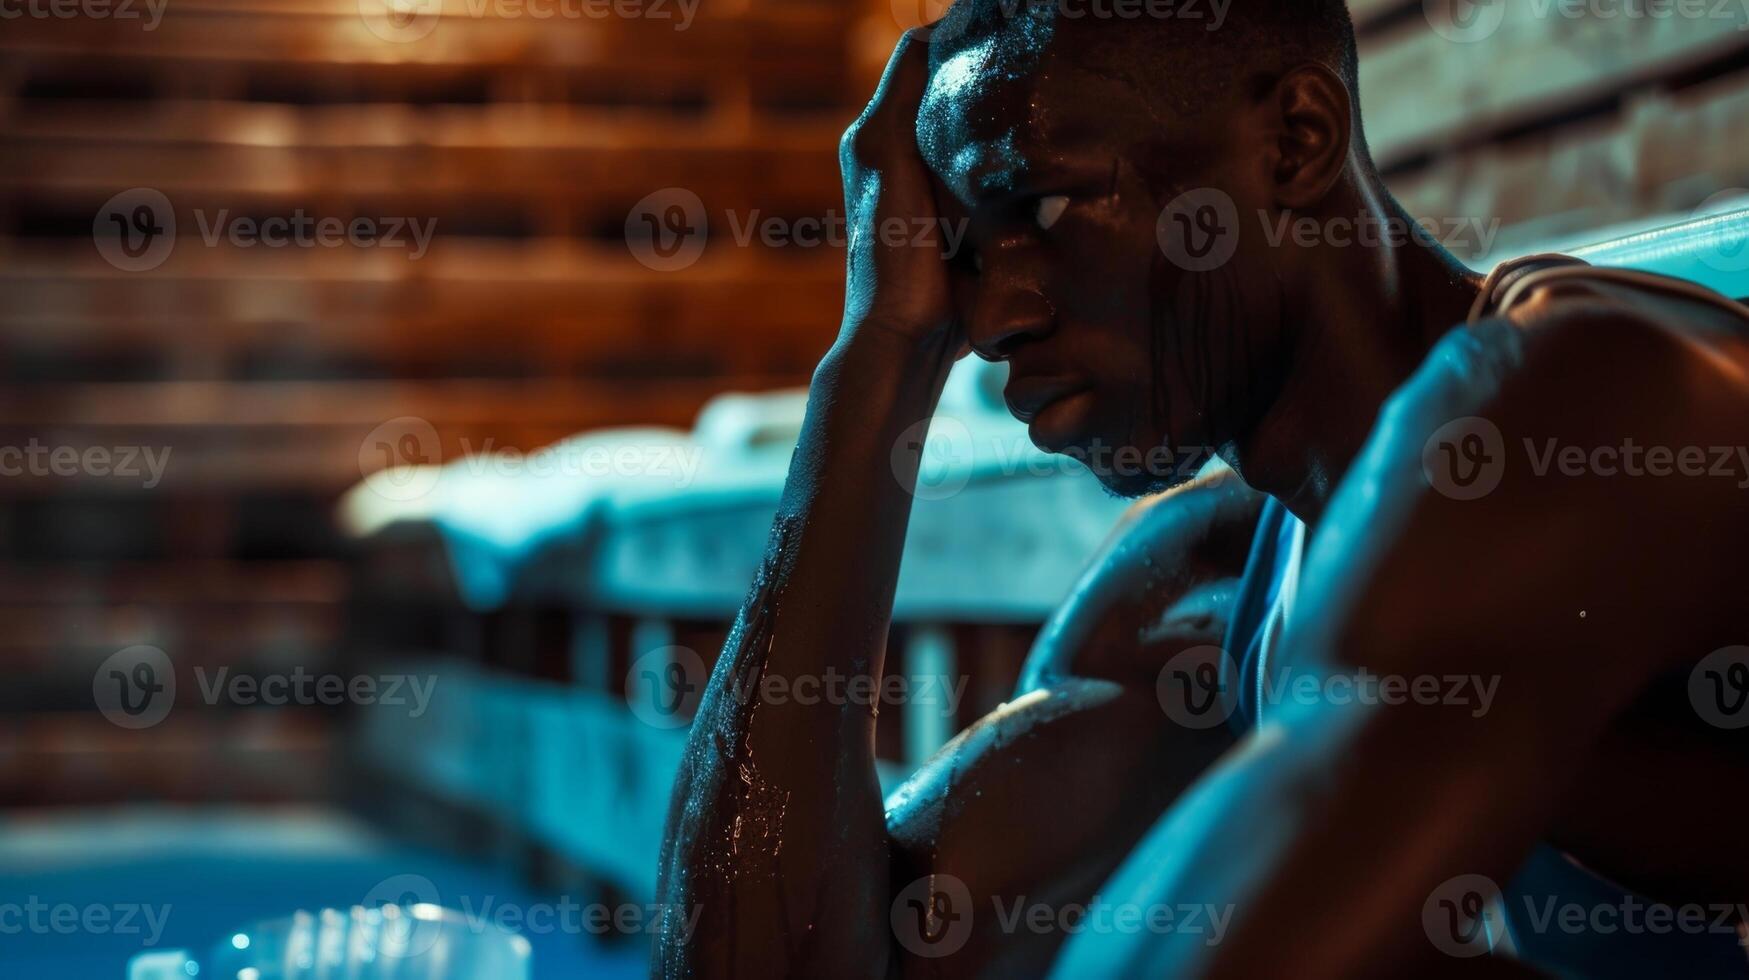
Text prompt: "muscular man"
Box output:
[[654, 3, 1749, 976]]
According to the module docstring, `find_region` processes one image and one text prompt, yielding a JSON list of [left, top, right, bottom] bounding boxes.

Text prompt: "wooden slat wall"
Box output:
[[0, 0, 858, 804], [1360, 0, 1749, 258]]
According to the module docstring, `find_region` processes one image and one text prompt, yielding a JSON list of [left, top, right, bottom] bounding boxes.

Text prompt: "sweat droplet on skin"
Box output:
[[694, 519, 799, 881]]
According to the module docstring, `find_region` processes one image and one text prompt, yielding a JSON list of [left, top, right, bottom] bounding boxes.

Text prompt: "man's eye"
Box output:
[[1034, 195, 1070, 231]]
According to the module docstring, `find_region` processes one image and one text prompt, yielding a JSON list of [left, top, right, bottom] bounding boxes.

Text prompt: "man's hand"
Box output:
[[838, 30, 960, 350]]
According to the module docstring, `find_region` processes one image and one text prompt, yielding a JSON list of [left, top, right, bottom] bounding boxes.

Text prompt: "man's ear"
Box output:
[[1268, 64, 1353, 211]]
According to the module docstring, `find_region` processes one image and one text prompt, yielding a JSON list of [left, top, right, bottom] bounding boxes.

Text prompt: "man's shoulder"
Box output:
[[1018, 465, 1267, 692], [1390, 272, 1749, 448], [1449, 267, 1745, 378]]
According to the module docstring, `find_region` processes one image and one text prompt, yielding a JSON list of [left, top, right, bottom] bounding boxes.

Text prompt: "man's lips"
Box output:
[[1004, 376, 1091, 423]]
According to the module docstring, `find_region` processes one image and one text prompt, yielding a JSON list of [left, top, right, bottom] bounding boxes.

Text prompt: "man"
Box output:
[[654, 2, 1749, 976]]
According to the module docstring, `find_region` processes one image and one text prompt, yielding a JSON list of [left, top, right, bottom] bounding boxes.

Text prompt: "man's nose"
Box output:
[[964, 263, 1053, 361]]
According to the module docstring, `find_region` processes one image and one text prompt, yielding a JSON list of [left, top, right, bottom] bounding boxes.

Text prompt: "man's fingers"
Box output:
[[842, 31, 933, 172]]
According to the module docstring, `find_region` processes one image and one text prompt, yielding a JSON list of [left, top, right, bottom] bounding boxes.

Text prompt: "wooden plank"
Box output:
[[0, 559, 346, 604], [0, 711, 334, 806], [0, 237, 844, 379], [0, 107, 842, 222], [0, 99, 842, 150], [0, 3, 849, 68], [0, 609, 343, 668], [0, 375, 805, 491], [0, 5, 852, 110], [0, 242, 845, 341], [1, 4, 846, 109], [0, 377, 800, 427], [0, 309, 835, 380]]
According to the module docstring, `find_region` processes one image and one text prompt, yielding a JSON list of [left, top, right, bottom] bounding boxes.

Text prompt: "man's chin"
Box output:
[[1037, 442, 1196, 499], [1038, 433, 1216, 500], [1088, 466, 1182, 500]]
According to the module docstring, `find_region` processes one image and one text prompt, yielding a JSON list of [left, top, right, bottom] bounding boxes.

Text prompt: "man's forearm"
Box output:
[[1050, 682, 1584, 980], [654, 326, 959, 977]]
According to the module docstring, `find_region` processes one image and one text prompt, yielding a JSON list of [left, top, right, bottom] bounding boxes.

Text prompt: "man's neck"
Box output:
[[1230, 193, 1485, 526]]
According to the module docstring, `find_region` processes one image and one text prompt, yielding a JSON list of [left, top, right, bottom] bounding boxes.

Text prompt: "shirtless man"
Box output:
[[653, 2, 1749, 976]]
